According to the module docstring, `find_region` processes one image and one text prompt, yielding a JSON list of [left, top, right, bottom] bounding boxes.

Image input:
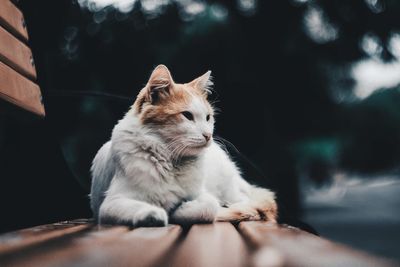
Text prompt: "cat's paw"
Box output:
[[99, 206, 168, 227], [216, 200, 278, 223], [171, 198, 219, 225], [133, 207, 168, 227], [216, 203, 261, 222]]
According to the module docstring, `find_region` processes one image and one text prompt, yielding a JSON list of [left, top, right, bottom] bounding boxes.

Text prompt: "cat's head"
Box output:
[[132, 65, 215, 158]]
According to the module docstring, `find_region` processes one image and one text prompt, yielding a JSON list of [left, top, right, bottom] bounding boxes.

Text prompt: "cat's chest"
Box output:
[[173, 163, 204, 191], [121, 138, 206, 207], [131, 168, 200, 211], [144, 145, 204, 187]]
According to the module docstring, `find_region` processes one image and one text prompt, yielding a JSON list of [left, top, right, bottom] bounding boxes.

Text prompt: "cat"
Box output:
[[90, 65, 277, 226]]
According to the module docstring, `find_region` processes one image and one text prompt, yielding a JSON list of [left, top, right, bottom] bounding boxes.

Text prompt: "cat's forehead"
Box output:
[[176, 84, 211, 112], [187, 94, 210, 114]]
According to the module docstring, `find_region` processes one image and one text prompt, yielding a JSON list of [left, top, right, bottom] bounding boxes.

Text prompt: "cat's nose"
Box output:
[[203, 133, 212, 142]]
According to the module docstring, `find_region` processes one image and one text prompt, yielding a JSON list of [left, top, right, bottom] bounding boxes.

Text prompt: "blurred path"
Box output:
[[303, 175, 400, 261]]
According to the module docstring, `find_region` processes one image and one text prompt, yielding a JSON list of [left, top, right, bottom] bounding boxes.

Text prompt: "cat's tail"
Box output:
[[216, 179, 278, 223], [247, 186, 278, 222]]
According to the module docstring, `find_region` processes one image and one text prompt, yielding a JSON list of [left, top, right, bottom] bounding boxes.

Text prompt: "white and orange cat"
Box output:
[[90, 65, 277, 226]]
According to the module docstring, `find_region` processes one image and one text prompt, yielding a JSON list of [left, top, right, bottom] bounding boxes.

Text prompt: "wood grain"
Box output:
[[0, 220, 398, 267], [0, 219, 93, 255], [1, 226, 129, 267], [75, 225, 183, 267], [168, 223, 249, 267], [239, 221, 398, 267], [0, 25, 36, 80], [0, 60, 44, 116], [0, 0, 29, 42], [6, 224, 183, 267]]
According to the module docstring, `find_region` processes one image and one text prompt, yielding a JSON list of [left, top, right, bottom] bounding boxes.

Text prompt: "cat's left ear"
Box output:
[[189, 70, 213, 95], [146, 65, 174, 104]]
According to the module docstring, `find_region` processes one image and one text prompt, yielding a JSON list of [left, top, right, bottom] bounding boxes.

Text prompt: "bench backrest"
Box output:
[[0, 0, 44, 116]]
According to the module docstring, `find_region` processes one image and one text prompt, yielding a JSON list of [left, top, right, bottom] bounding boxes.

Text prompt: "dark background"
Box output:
[[1, 0, 400, 260]]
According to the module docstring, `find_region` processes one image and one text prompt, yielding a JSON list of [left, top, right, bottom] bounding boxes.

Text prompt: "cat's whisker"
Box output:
[[175, 144, 188, 160], [165, 138, 187, 159], [213, 137, 229, 154], [169, 145, 181, 160], [165, 140, 182, 150], [214, 140, 228, 155], [175, 143, 191, 163], [214, 136, 241, 154], [170, 142, 188, 162]]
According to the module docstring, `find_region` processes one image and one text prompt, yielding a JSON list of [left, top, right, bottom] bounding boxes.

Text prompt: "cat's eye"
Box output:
[[182, 111, 194, 121], [206, 114, 211, 121]]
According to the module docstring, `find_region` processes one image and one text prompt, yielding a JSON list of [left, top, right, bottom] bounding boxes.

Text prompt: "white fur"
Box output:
[[90, 95, 276, 226]]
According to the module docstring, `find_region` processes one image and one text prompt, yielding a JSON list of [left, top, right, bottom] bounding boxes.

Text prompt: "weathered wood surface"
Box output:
[[168, 223, 249, 267], [0, 60, 44, 116], [239, 221, 398, 267], [0, 25, 36, 80], [0, 220, 92, 255], [0, 219, 397, 267], [0, 0, 29, 42]]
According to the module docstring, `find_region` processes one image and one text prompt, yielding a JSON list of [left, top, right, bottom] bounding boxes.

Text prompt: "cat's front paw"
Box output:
[[133, 207, 168, 227], [171, 198, 219, 225]]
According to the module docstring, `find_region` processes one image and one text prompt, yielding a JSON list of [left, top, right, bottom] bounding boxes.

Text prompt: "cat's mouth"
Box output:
[[165, 137, 211, 158], [189, 143, 208, 149], [188, 139, 211, 149], [179, 140, 209, 155]]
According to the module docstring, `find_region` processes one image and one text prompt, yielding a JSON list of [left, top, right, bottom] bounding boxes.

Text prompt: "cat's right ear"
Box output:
[[146, 65, 174, 104]]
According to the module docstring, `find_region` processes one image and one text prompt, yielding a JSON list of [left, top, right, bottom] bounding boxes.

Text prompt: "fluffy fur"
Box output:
[[90, 65, 277, 226]]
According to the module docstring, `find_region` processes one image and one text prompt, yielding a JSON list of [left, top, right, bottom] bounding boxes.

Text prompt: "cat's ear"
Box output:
[[189, 70, 213, 95], [146, 65, 174, 104]]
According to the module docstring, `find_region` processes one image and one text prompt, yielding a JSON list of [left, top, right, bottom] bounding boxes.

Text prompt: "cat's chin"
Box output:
[[182, 144, 209, 156]]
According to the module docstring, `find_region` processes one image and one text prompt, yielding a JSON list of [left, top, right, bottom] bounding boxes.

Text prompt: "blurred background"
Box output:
[[1, 0, 400, 261]]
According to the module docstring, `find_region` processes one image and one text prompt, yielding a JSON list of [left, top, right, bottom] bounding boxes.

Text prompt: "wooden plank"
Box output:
[[0, 0, 29, 42], [0, 25, 36, 80], [0, 60, 44, 116], [0, 219, 93, 255], [0, 219, 92, 255], [4, 224, 182, 267], [69, 225, 182, 267], [239, 221, 398, 267], [168, 223, 249, 267], [1, 226, 129, 267]]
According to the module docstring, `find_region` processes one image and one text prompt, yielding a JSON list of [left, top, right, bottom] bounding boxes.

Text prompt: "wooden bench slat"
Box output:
[[0, 60, 44, 116], [0, 225, 90, 256], [239, 221, 397, 267], [0, 0, 29, 42], [0, 220, 93, 255], [0, 219, 89, 242], [168, 222, 249, 267], [15, 224, 182, 267], [1, 226, 129, 267], [0, 25, 36, 80], [79, 225, 183, 267]]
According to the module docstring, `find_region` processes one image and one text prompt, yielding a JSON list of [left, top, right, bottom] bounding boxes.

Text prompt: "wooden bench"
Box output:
[[0, 2, 398, 266], [0, 0, 44, 116], [0, 219, 397, 267]]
